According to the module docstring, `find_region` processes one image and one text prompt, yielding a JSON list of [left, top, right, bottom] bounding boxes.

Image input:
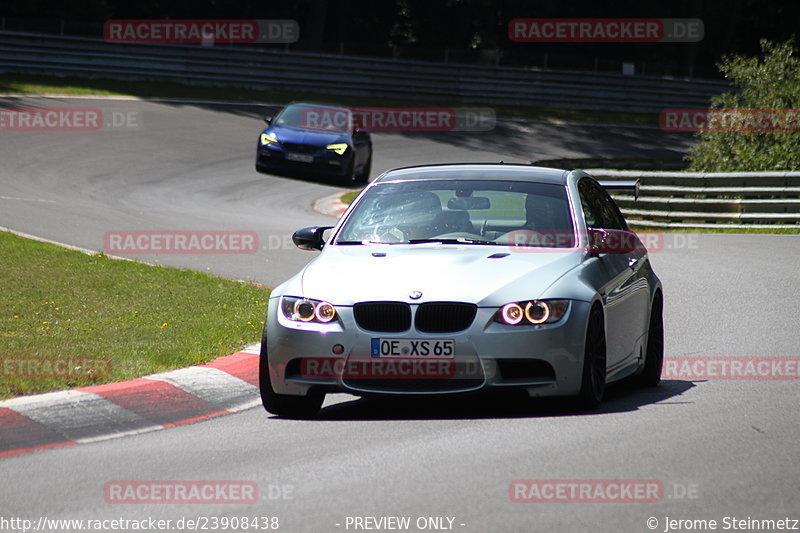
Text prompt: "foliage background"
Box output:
[[687, 38, 800, 171]]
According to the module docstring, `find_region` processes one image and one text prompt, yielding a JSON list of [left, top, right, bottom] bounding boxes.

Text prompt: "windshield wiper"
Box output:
[[407, 238, 496, 245]]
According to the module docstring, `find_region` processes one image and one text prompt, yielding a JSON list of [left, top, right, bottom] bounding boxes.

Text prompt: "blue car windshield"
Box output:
[[335, 179, 576, 247], [274, 104, 352, 132]]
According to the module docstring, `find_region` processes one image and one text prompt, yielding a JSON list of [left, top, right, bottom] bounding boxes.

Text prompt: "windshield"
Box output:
[[274, 104, 352, 132], [335, 179, 575, 247]]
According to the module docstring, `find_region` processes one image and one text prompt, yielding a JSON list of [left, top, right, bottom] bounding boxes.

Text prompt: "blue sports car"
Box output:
[[255, 102, 372, 186], [259, 163, 663, 417]]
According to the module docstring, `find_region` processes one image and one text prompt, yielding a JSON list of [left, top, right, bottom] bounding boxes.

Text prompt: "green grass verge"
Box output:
[[0, 231, 269, 399], [0, 74, 657, 126], [340, 190, 362, 206]]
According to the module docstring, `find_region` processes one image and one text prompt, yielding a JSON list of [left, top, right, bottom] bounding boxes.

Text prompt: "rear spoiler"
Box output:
[[598, 179, 640, 200]]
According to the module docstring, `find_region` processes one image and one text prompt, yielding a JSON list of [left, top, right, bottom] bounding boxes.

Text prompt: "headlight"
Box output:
[[326, 143, 348, 155], [280, 296, 337, 323], [500, 303, 524, 325], [260, 132, 278, 145], [494, 299, 569, 326]]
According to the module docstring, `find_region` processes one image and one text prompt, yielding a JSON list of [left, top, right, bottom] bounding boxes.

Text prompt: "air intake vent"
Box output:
[[415, 302, 477, 333], [353, 301, 411, 333]]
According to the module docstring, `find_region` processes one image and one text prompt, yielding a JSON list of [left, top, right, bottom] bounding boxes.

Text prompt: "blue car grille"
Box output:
[[281, 142, 320, 154]]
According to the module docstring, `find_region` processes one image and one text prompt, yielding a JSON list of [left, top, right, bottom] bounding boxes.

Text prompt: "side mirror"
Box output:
[[292, 226, 333, 251], [263, 116, 273, 125], [587, 228, 642, 255]]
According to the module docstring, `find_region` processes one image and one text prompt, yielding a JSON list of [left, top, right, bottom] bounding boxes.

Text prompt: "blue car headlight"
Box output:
[[325, 143, 348, 155], [280, 296, 337, 323], [260, 132, 278, 145], [495, 299, 569, 326]]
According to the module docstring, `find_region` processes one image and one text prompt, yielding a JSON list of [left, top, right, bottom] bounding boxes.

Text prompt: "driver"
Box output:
[[523, 193, 573, 247], [365, 191, 442, 242], [397, 191, 442, 239]]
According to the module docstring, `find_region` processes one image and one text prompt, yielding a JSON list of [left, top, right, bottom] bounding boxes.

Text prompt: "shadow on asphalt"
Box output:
[[255, 167, 360, 189], [389, 123, 696, 162], [296, 379, 696, 421]]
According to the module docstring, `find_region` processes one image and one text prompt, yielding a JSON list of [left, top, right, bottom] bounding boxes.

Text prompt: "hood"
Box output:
[[290, 244, 583, 307], [267, 124, 349, 146]]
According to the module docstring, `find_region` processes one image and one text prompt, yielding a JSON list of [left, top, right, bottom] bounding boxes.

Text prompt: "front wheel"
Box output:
[[355, 154, 372, 185], [340, 158, 358, 187], [259, 332, 324, 418], [575, 305, 607, 409]]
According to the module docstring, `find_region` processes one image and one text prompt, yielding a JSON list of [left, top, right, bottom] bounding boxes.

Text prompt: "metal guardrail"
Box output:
[[588, 170, 800, 228], [534, 158, 687, 171], [0, 31, 730, 113]]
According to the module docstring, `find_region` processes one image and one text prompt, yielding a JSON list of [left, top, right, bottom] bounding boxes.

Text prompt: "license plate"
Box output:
[[286, 153, 314, 163], [371, 338, 455, 358]]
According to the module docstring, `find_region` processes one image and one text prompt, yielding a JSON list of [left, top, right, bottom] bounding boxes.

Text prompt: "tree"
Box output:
[[687, 38, 800, 171]]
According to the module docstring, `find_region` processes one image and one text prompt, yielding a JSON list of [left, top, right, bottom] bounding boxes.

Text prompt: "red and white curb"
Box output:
[[0, 344, 262, 459], [313, 192, 349, 218]]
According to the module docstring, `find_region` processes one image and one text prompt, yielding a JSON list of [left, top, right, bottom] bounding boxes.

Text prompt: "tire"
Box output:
[[259, 331, 324, 418], [638, 293, 664, 387], [355, 154, 372, 185], [340, 158, 358, 187], [576, 305, 607, 409]]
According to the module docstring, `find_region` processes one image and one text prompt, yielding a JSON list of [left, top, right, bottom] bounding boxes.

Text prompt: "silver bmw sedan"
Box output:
[[259, 163, 663, 417]]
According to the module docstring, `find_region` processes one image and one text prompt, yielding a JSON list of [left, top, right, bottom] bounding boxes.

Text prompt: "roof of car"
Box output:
[[285, 101, 349, 112], [373, 163, 571, 185]]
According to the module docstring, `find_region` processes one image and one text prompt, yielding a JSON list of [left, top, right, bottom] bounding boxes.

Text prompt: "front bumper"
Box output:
[[255, 144, 353, 177], [265, 299, 591, 398]]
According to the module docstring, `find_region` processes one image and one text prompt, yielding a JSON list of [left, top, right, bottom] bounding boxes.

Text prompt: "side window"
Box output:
[[578, 179, 627, 230], [595, 186, 627, 230], [578, 179, 602, 228], [596, 189, 625, 230]]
